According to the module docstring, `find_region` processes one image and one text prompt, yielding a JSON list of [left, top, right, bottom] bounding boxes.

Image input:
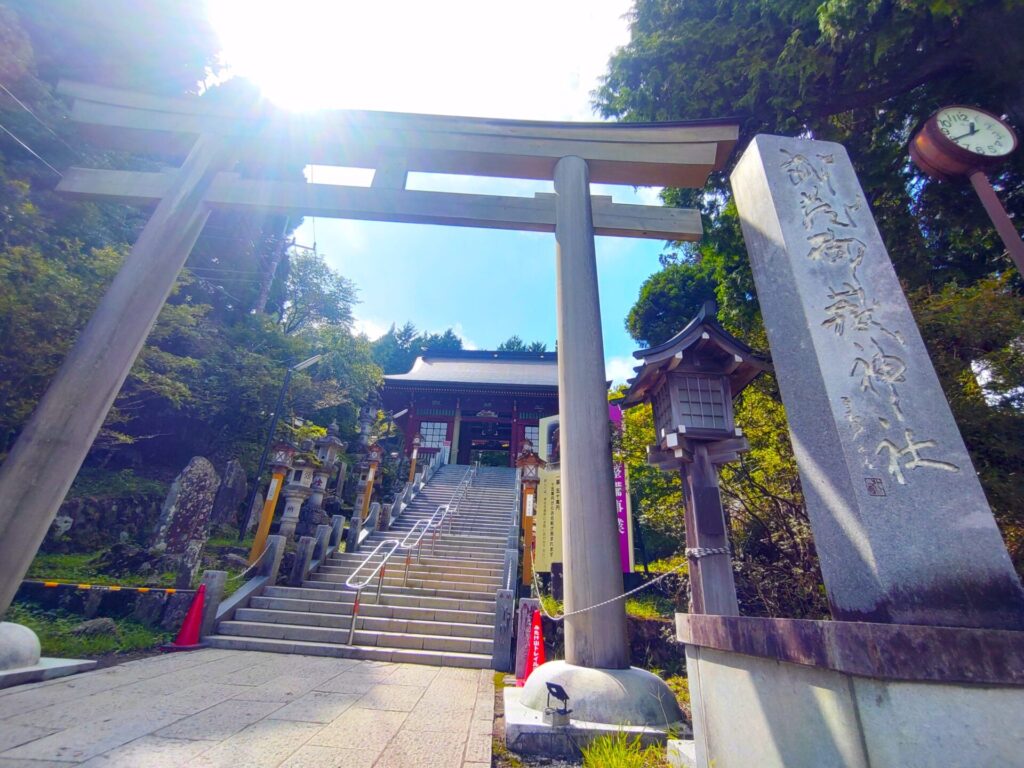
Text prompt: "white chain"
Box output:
[[226, 541, 272, 583], [685, 546, 731, 559], [532, 558, 690, 623]]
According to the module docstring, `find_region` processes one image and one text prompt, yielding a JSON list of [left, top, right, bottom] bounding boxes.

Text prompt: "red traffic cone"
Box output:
[[160, 583, 206, 652]]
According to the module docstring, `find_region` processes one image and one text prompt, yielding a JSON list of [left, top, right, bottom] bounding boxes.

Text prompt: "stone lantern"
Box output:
[[312, 422, 346, 509], [407, 432, 423, 482], [622, 300, 769, 614], [278, 449, 319, 539], [515, 441, 547, 586]]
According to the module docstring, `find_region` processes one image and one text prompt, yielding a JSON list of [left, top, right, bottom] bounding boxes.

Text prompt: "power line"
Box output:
[[0, 120, 62, 177], [0, 80, 79, 156]]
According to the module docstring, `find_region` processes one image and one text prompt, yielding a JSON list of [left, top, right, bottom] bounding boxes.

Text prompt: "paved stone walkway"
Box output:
[[0, 649, 493, 767]]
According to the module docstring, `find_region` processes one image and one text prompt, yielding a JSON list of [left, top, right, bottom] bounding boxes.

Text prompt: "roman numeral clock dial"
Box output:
[[909, 105, 1023, 275]]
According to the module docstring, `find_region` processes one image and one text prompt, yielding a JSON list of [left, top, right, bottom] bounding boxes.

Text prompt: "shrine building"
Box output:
[[381, 350, 559, 467]]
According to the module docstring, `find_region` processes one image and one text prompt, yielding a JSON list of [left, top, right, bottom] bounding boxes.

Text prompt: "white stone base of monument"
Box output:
[[505, 661, 688, 759], [678, 614, 1024, 768], [0, 622, 95, 690]]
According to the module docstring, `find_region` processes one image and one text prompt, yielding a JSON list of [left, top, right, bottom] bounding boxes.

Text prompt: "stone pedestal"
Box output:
[[676, 614, 1024, 768], [278, 483, 311, 539]]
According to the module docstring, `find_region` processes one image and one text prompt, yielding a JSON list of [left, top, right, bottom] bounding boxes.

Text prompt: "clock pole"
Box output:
[[968, 170, 1024, 274]]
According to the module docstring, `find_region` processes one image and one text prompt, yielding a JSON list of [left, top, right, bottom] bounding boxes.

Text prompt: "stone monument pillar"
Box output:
[[732, 134, 1024, 629]]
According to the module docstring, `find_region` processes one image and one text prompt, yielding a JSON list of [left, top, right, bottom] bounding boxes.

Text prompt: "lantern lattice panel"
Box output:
[[677, 375, 726, 430], [652, 384, 673, 435]]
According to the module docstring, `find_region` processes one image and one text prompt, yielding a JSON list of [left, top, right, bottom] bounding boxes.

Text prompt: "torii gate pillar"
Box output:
[[551, 156, 629, 669]]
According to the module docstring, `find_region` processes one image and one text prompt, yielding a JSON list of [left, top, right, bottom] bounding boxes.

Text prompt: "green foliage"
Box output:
[[497, 335, 548, 352], [625, 592, 674, 620], [371, 322, 464, 374], [0, 5, 384, 484], [68, 469, 168, 499], [600, 0, 1024, 608], [26, 552, 176, 586], [4, 601, 170, 658], [581, 732, 668, 768]]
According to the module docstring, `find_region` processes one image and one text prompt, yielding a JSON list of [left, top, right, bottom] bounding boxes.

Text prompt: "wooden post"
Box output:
[[249, 469, 286, 564], [360, 464, 377, 520], [553, 155, 629, 669], [521, 482, 536, 587], [680, 444, 739, 616], [0, 134, 233, 615]]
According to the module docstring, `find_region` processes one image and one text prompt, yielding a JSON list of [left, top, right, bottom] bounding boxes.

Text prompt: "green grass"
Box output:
[[5, 601, 171, 658], [491, 736, 524, 768], [644, 554, 688, 575], [581, 733, 668, 768], [664, 675, 691, 721], [624, 592, 675, 620], [538, 593, 563, 617], [26, 552, 176, 587], [68, 468, 167, 499]]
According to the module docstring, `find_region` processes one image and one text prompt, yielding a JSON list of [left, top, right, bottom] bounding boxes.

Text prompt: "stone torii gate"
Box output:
[[0, 81, 737, 699]]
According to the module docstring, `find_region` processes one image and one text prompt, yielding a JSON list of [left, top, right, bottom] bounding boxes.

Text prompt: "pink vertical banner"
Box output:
[[609, 404, 634, 573]]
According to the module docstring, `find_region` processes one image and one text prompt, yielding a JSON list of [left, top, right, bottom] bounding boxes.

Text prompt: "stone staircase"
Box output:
[[206, 464, 517, 669]]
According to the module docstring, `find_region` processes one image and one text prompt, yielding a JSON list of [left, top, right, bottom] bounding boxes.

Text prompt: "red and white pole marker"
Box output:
[[517, 609, 546, 686]]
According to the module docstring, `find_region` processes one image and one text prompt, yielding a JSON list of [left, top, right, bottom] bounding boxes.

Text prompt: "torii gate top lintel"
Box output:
[[57, 79, 738, 190]]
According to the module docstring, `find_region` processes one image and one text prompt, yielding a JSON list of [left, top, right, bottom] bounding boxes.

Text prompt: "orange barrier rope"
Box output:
[[22, 580, 194, 594]]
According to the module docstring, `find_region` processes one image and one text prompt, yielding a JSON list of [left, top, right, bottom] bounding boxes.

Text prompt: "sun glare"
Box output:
[[205, 0, 632, 119]]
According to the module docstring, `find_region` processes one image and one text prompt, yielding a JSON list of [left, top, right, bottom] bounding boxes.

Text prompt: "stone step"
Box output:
[[251, 595, 494, 625], [317, 564, 503, 586], [301, 578, 497, 603], [204, 635, 492, 668], [263, 585, 495, 612], [218, 619, 493, 655], [306, 571, 502, 592], [320, 559, 503, 579], [235, 607, 494, 639]]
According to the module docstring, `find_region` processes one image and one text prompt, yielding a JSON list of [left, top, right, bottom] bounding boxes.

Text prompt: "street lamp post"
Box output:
[[239, 353, 322, 541]]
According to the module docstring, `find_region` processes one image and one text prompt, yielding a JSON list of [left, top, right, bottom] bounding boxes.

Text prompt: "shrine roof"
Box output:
[[384, 350, 558, 391]]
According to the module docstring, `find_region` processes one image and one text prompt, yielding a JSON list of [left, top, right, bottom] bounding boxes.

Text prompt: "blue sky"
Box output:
[[207, 0, 671, 383]]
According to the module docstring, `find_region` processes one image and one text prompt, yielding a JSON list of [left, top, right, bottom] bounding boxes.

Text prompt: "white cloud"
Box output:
[[353, 316, 389, 341], [605, 355, 638, 387]]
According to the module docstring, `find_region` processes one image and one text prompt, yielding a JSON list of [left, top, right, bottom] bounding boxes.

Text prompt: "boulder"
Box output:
[[210, 459, 248, 529], [70, 617, 119, 637], [151, 457, 219, 554]]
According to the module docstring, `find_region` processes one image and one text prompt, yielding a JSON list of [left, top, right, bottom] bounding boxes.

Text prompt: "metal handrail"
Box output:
[[344, 538, 399, 644]]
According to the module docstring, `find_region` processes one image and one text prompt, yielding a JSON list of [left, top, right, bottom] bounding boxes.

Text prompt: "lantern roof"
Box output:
[[621, 300, 770, 408]]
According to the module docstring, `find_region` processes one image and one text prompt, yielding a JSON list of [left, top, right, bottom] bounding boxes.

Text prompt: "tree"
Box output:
[[275, 249, 358, 335], [498, 336, 547, 352], [371, 323, 465, 374], [597, 0, 1024, 599]]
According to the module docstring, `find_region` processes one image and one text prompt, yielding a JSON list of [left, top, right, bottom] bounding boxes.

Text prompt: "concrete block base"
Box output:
[[667, 739, 697, 768], [504, 686, 689, 760], [0, 657, 96, 690]]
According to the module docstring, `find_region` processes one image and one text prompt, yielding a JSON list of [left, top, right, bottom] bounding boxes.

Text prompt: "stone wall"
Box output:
[[42, 494, 164, 553]]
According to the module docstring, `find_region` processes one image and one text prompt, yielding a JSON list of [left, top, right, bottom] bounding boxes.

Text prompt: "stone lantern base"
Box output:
[[504, 660, 687, 759]]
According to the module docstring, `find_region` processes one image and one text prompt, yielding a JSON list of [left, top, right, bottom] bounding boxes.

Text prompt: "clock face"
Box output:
[[936, 107, 1015, 157]]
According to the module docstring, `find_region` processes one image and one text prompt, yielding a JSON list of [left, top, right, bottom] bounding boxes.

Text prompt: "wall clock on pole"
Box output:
[[910, 105, 1023, 273]]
